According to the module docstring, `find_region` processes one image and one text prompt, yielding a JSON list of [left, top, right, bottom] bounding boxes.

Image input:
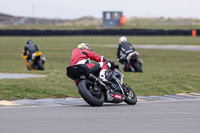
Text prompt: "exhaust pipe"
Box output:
[[89, 74, 108, 91]]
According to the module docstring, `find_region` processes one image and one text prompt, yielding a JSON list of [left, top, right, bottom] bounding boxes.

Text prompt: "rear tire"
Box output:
[[36, 60, 44, 70], [123, 83, 137, 105], [132, 61, 143, 72], [78, 80, 104, 106]]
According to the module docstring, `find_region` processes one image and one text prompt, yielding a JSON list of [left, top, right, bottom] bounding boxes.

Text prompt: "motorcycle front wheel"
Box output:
[[123, 83, 137, 105], [78, 79, 104, 106]]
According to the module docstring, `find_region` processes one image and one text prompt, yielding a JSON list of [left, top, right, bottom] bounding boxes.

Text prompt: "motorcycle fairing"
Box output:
[[113, 93, 123, 100], [31, 51, 42, 61], [35, 51, 42, 57], [22, 54, 37, 70], [106, 92, 123, 103]]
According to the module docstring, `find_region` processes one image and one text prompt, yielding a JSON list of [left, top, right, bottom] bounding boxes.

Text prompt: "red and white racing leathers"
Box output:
[[70, 48, 109, 83]]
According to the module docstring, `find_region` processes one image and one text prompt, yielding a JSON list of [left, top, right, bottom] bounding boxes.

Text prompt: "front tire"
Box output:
[[123, 83, 137, 105], [78, 80, 104, 106]]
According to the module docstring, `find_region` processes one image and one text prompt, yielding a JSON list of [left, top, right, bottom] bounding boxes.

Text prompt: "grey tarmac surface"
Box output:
[[0, 99, 200, 133], [0, 73, 46, 79], [94, 44, 200, 51]]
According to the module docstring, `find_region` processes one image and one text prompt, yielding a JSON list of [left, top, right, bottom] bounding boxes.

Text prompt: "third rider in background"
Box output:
[[117, 36, 143, 72]]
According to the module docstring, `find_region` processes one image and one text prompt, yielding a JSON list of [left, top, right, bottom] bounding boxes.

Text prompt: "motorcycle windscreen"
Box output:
[[67, 64, 89, 81]]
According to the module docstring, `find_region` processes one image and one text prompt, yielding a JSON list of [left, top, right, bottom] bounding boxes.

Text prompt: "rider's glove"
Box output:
[[109, 61, 115, 67], [106, 62, 112, 69], [106, 61, 115, 69]]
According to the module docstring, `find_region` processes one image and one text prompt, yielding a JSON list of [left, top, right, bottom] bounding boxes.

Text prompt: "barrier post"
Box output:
[[192, 29, 196, 37]]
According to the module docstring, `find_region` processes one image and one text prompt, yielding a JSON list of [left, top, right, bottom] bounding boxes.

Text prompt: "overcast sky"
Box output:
[[1, 0, 200, 19]]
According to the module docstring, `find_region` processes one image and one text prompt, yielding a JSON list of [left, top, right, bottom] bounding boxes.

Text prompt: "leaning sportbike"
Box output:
[[67, 64, 137, 106], [22, 51, 46, 70]]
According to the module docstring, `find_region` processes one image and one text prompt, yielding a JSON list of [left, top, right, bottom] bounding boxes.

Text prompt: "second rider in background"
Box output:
[[117, 36, 143, 72]]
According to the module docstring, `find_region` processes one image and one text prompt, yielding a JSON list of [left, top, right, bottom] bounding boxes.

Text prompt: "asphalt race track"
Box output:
[[0, 73, 46, 79], [94, 44, 200, 51], [0, 99, 200, 133]]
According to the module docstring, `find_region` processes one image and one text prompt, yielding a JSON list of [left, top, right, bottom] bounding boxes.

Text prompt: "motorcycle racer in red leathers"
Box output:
[[70, 42, 114, 84]]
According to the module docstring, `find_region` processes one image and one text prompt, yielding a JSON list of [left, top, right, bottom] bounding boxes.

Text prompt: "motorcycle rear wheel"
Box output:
[[35, 60, 44, 70], [78, 79, 104, 106], [123, 83, 137, 105], [132, 61, 143, 72]]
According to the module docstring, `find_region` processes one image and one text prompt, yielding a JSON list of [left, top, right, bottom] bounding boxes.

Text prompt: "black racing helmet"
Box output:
[[26, 39, 33, 44]]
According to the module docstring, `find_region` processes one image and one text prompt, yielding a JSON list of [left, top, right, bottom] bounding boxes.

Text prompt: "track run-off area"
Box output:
[[0, 44, 200, 107]]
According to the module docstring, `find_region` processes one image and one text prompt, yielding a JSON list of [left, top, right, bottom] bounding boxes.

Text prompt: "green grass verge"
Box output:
[[0, 36, 200, 100]]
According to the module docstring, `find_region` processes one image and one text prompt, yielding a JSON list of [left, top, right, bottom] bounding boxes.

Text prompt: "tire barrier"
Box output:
[[0, 29, 199, 36]]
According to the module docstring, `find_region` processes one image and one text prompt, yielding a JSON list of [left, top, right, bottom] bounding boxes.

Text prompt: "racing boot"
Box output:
[[25, 58, 33, 70], [123, 63, 130, 72], [99, 69, 114, 101], [139, 59, 143, 66]]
